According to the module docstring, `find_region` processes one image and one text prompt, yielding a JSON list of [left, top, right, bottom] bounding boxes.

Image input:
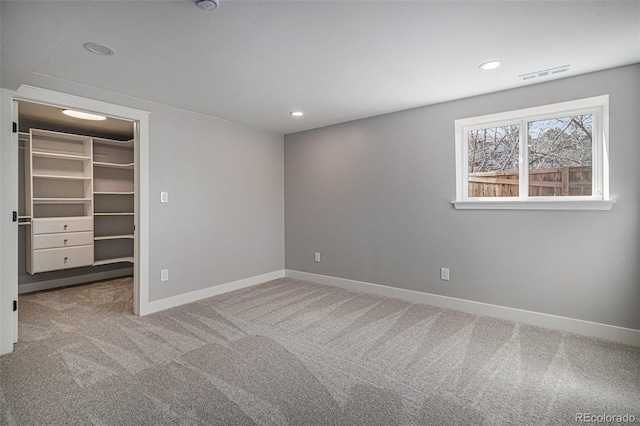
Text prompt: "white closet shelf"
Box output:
[[93, 256, 134, 266], [33, 174, 92, 181], [94, 212, 134, 216], [33, 198, 91, 204], [32, 151, 92, 161], [93, 162, 134, 169], [94, 234, 134, 241], [94, 191, 135, 195]]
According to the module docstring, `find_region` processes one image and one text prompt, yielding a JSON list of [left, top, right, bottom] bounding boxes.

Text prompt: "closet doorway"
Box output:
[[18, 100, 136, 298], [0, 85, 152, 354]]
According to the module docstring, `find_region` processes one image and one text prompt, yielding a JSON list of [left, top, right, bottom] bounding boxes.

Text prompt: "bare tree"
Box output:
[[528, 114, 592, 169], [468, 114, 592, 173], [468, 125, 519, 173]]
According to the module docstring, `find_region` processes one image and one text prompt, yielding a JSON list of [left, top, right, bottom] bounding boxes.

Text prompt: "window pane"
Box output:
[[467, 125, 519, 197], [528, 114, 592, 196]]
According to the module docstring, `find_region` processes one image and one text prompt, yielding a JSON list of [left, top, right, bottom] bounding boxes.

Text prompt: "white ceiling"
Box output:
[[2, 1, 639, 135]]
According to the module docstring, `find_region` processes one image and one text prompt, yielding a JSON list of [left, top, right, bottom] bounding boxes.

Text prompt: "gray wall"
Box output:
[[25, 76, 284, 302], [147, 101, 284, 301], [285, 64, 640, 330]]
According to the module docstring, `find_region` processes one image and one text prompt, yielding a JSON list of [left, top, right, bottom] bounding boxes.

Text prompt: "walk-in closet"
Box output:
[[17, 101, 136, 296]]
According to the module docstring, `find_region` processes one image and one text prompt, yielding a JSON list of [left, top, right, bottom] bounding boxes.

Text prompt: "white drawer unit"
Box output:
[[32, 217, 93, 235], [31, 246, 94, 274], [32, 231, 94, 250], [27, 217, 94, 274]]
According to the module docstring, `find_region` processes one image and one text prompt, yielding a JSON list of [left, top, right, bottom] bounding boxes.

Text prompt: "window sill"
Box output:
[[452, 200, 615, 211]]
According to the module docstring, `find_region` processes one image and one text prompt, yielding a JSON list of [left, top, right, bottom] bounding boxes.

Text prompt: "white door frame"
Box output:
[[0, 85, 150, 355]]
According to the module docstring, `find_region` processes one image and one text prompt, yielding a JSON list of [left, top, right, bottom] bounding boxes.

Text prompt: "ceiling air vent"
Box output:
[[519, 65, 570, 81]]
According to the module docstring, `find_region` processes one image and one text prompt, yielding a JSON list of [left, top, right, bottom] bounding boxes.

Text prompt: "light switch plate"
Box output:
[[440, 267, 450, 281], [160, 192, 169, 203]]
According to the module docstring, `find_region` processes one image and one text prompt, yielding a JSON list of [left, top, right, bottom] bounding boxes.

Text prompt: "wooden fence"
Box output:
[[468, 166, 592, 197]]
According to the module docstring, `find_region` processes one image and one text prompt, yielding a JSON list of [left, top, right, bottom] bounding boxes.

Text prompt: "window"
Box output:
[[454, 96, 613, 210]]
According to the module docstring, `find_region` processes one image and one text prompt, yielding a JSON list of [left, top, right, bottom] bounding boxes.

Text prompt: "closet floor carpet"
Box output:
[[1, 277, 639, 425]]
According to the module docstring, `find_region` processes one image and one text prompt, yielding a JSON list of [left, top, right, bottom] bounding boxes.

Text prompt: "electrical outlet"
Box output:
[[314, 252, 321, 262], [161, 269, 169, 282], [440, 267, 450, 281]]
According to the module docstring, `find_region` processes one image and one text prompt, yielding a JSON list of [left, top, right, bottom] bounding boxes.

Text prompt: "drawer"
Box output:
[[32, 231, 93, 250], [32, 217, 93, 235], [31, 246, 94, 273]]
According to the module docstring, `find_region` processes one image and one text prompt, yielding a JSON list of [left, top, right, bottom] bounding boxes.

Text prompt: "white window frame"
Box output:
[[453, 95, 614, 210]]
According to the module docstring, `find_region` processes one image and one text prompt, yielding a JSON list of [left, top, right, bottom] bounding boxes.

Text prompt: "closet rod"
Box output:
[[18, 222, 31, 226]]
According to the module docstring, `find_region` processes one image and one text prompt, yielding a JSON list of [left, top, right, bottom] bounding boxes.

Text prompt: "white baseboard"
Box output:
[[141, 270, 285, 315], [18, 268, 133, 294], [285, 270, 640, 347]]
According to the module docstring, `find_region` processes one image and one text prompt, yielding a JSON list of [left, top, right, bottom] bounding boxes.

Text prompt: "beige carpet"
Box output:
[[1, 276, 638, 425]]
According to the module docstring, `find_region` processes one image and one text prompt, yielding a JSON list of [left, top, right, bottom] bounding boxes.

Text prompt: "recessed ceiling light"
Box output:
[[479, 60, 502, 70], [290, 111, 304, 117], [63, 109, 107, 121], [83, 42, 115, 56]]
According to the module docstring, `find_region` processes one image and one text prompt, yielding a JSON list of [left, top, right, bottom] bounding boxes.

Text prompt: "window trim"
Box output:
[[453, 95, 613, 210]]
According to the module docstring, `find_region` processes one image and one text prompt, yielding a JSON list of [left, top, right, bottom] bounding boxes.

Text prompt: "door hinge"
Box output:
[[13, 211, 17, 222], [12, 122, 17, 133], [13, 300, 17, 312]]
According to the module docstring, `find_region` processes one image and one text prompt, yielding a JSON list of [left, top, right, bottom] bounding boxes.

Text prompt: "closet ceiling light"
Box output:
[[83, 42, 115, 56], [290, 111, 304, 117], [479, 60, 502, 70], [63, 109, 107, 121]]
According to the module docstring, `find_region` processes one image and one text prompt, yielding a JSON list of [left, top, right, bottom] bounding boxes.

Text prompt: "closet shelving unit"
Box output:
[[92, 138, 135, 266], [24, 130, 135, 273], [26, 129, 94, 273]]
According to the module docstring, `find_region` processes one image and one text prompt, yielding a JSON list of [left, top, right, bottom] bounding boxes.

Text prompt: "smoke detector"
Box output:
[[195, 0, 219, 11]]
